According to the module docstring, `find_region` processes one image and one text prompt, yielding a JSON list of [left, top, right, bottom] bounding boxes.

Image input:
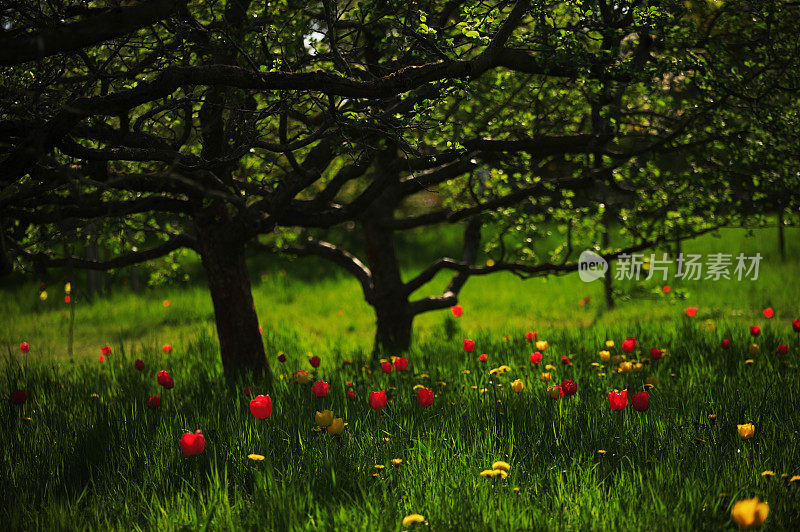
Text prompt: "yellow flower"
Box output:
[[761, 470, 775, 478], [479, 469, 506, 479], [492, 461, 510, 471], [89, 393, 99, 399], [64, 282, 71, 294], [745, 359, 755, 365], [391, 458, 403, 466], [737, 423, 755, 440], [315, 410, 334, 428], [539, 372, 552, 382], [544, 364, 556, 371], [39, 291, 48, 301], [619, 361, 633, 373], [790, 475, 800, 483], [413, 384, 426, 390], [462, 369, 471, 374], [535, 340, 548, 351], [731, 497, 768, 529], [599, 350, 610, 362], [632, 362, 643, 373], [248, 454, 265, 461], [294, 370, 309, 385], [749, 343, 759, 356], [374, 464, 385, 470], [420, 374, 429, 379], [597, 449, 607, 455], [598, 372, 606, 377], [546, 385, 561, 399], [605, 340, 614, 348], [326, 418, 345, 435], [402, 514, 426, 527], [510, 379, 524, 393]]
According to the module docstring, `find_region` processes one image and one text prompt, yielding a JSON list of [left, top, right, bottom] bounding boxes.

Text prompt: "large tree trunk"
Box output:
[[195, 207, 270, 383], [363, 217, 413, 354]]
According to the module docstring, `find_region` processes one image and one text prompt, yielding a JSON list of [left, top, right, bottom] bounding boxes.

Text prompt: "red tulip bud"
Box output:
[[632, 391, 650, 411], [463, 339, 475, 352], [249, 394, 273, 419], [450, 305, 463, 317], [101, 345, 111, 355], [530, 352, 542, 364], [135, 359, 145, 371], [381, 361, 393, 374], [650, 348, 663, 360], [162, 344, 172, 354], [721, 339, 731, 349], [478, 353, 488, 362], [394, 357, 408, 370], [778, 344, 788, 355], [157, 370, 171, 386], [416, 387, 434, 407], [312, 380, 329, 397], [179, 429, 205, 456], [685, 307, 697, 317], [309, 356, 321, 368], [561, 379, 577, 396], [148, 396, 161, 409], [750, 325, 761, 337], [763, 308, 774, 318], [20, 342, 30, 353], [622, 338, 637, 353], [347, 390, 357, 401], [368, 390, 387, 410], [608, 389, 628, 411]]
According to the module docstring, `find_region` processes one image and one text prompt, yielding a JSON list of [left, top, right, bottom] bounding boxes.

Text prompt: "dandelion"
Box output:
[[731, 497, 768, 529], [391, 458, 403, 466], [402, 514, 426, 527], [248, 454, 265, 461], [374, 464, 385, 470], [761, 471, 775, 478], [492, 461, 510, 471]]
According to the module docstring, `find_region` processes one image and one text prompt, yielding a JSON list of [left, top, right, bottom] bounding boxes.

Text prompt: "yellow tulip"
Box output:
[[510, 379, 524, 393], [731, 497, 768, 529], [605, 340, 614, 348], [326, 418, 345, 435], [492, 461, 511, 471], [402, 514, 426, 527], [546, 385, 562, 399], [737, 423, 755, 440], [39, 291, 48, 301], [315, 410, 334, 428], [539, 372, 552, 382], [619, 361, 633, 373], [535, 340, 548, 351], [599, 350, 611, 362], [64, 282, 71, 294]]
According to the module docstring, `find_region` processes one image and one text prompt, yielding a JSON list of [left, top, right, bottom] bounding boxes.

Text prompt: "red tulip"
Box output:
[[64, 295, 71, 304], [793, 318, 800, 332], [20, 342, 30, 353], [530, 351, 542, 364], [622, 338, 637, 353], [157, 370, 171, 386], [763, 308, 774, 318], [561, 379, 577, 396], [478, 353, 488, 362], [632, 391, 650, 411], [721, 339, 731, 349], [148, 396, 161, 409], [179, 430, 205, 456], [101, 345, 111, 355], [685, 307, 697, 317], [778, 344, 788, 355], [394, 357, 408, 371], [368, 390, 387, 410], [662, 285, 671, 294], [244, 386, 253, 397], [347, 390, 357, 401], [560, 355, 570, 365], [650, 348, 663, 360], [163, 376, 174, 389], [163, 299, 170, 307], [525, 331, 537, 342], [312, 380, 329, 397], [98, 354, 105, 362], [309, 356, 321, 368], [381, 361, 393, 374], [463, 339, 475, 352], [608, 389, 628, 411], [278, 353, 287, 363], [249, 394, 273, 419], [451, 305, 463, 317], [135, 359, 144, 371], [416, 387, 434, 407], [750, 325, 761, 337], [10, 389, 27, 404], [162, 344, 172, 354]]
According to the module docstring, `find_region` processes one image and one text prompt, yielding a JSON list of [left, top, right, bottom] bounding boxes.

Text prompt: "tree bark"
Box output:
[[195, 206, 270, 383], [602, 214, 614, 309]]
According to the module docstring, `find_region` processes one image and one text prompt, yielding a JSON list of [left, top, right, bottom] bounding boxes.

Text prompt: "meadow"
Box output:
[[2, 225, 800, 530]]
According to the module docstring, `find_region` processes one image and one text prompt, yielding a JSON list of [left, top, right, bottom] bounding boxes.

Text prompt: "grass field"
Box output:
[[2, 225, 800, 529]]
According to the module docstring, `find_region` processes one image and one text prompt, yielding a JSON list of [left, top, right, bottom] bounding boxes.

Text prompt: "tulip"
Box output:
[[327, 418, 345, 435], [608, 389, 628, 411], [539, 372, 551, 382], [416, 387, 434, 407], [762, 307, 774, 318], [650, 348, 663, 360], [148, 395, 161, 409], [315, 409, 334, 427], [162, 344, 172, 354], [277, 352, 286, 363], [559, 356, 570, 365], [179, 429, 205, 456], [98, 354, 105, 362], [450, 305, 463, 317], [525, 331, 537, 342], [381, 361, 393, 374], [20, 342, 30, 353], [135, 359, 144, 371], [605, 340, 615, 348], [793, 318, 800, 332], [311, 380, 329, 397], [64, 295, 71, 304], [347, 390, 357, 401], [621, 338, 637, 353], [10, 389, 27, 405], [394, 357, 408, 371], [294, 370, 309, 385], [632, 391, 650, 411], [662, 285, 671, 293], [101, 345, 111, 355], [535, 340, 548, 351], [731, 497, 769, 529], [163, 375, 174, 389], [463, 339, 475, 352], [510, 379, 524, 393], [546, 385, 563, 399], [737, 423, 755, 440], [309, 355, 321, 368], [561, 379, 577, 396], [530, 352, 542, 364], [368, 390, 387, 410], [750, 325, 761, 337], [162, 299, 170, 307], [721, 339, 731, 349], [157, 370, 171, 386], [685, 307, 697, 317], [478, 353, 488, 362], [599, 350, 610, 362], [250, 395, 273, 419], [40, 291, 48, 301], [244, 386, 253, 397]]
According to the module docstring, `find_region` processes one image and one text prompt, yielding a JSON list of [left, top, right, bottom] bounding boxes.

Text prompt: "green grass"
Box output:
[[2, 225, 800, 529]]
